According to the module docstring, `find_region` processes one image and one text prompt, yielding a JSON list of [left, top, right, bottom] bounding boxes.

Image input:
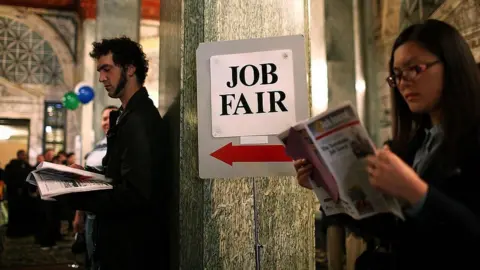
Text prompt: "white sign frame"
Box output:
[[197, 35, 309, 179]]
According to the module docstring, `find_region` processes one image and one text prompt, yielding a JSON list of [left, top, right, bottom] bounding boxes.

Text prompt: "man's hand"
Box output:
[[70, 164, 84, 170], [73, 211, 85, 233]]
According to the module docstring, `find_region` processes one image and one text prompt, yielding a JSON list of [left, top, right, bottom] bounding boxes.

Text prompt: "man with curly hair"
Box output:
[[61, 36, 170, 269]]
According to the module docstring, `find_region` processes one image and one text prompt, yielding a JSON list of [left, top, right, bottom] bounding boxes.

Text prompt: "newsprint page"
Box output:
[[279, 102, 404, 220], [26, 162, 112, 200]]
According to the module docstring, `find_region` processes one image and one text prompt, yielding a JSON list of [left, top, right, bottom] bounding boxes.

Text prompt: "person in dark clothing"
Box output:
[[66, 153, 76, 166], [4, 150, 34, 237], [0, 166, 4, 201], [74, 105, 117, 270], [34, 154, 44, 168], [36, 148, 62, 249], [58, 36, 169, 270], [295, 19, 480, 269], [50, 155, 65, 240], [57, 150, 67, 165]]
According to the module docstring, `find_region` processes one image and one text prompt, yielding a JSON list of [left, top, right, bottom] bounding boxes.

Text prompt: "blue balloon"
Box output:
[[77, 85, 95, 104]]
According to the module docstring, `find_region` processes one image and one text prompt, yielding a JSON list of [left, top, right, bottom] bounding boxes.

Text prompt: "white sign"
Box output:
[[196, 35, 308, 179], [210, 50, 296, 138]]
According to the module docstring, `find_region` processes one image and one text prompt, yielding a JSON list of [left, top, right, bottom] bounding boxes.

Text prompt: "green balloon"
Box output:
[[62, 91, 80, 110]]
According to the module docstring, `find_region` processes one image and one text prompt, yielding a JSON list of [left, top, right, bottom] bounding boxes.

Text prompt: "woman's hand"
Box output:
[[366, 146, 428, 205], [293, 159, 313, 189]]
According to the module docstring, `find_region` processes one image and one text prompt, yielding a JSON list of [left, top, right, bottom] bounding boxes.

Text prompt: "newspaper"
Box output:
[[278, 102, 404, 220], [26, 162, 112, 200]]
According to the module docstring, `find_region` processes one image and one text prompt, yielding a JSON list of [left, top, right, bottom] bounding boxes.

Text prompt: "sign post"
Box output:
[[252, 177, 262, 270], [196, 35, 309, 269]]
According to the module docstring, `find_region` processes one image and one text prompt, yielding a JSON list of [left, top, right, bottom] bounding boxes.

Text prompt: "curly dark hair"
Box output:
[[89, 36, 149, 85]]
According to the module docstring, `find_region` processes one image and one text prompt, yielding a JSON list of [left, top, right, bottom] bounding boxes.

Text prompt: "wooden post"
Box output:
[[327, 225, 345, 270]]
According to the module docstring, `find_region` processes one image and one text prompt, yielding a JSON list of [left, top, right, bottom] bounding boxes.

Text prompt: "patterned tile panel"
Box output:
[[0, 16, 64, 85], [443, 0, 480, 33], [38, 13, 78, 60]]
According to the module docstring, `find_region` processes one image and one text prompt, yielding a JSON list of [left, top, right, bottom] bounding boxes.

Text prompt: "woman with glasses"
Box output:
[[294, 19, 480, 269]]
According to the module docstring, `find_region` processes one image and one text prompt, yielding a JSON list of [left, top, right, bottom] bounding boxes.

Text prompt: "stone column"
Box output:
[[376, 0, 402, 143], [159, 0, 315, 269], [325, 0, 357, 109], [361, 0, 382, 146], [80, 19, 96, 164], [323, 1, 358, 269], [92, 0, 141, 141]]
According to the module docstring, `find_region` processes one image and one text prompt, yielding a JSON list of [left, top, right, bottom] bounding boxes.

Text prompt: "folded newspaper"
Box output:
[[278, 102, 404, 220], [26, 162, 112, 200]]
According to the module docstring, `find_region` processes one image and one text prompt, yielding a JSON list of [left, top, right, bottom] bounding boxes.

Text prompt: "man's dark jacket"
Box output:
[[63, 88, 170, 269]]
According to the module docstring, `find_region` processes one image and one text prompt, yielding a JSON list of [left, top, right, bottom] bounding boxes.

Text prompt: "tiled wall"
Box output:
[[0, 5, 78, 164], [375, 0, 480, 143]]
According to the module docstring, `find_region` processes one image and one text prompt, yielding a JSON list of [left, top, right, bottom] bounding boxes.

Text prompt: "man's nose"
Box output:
[[99, 74, 106, 82]]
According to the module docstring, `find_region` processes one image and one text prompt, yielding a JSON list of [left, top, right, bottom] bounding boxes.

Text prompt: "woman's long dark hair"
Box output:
[[389, 19, 480, 160]]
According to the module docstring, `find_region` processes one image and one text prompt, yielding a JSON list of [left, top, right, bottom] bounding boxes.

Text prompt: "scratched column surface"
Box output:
[[93, 0, 141, 142], [325, 0, 357, 108], [160, 0, 316, 269], [323, 1, 356, 269]]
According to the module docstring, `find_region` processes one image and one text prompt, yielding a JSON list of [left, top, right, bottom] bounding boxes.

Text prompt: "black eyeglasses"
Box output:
[[386, 60, 441, 88]]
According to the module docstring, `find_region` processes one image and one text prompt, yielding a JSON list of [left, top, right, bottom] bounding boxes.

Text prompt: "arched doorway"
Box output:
[[0, 6, 77, 164]]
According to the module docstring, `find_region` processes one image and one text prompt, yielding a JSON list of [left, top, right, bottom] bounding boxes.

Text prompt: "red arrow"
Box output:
[[210, 142, 292, 166]]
